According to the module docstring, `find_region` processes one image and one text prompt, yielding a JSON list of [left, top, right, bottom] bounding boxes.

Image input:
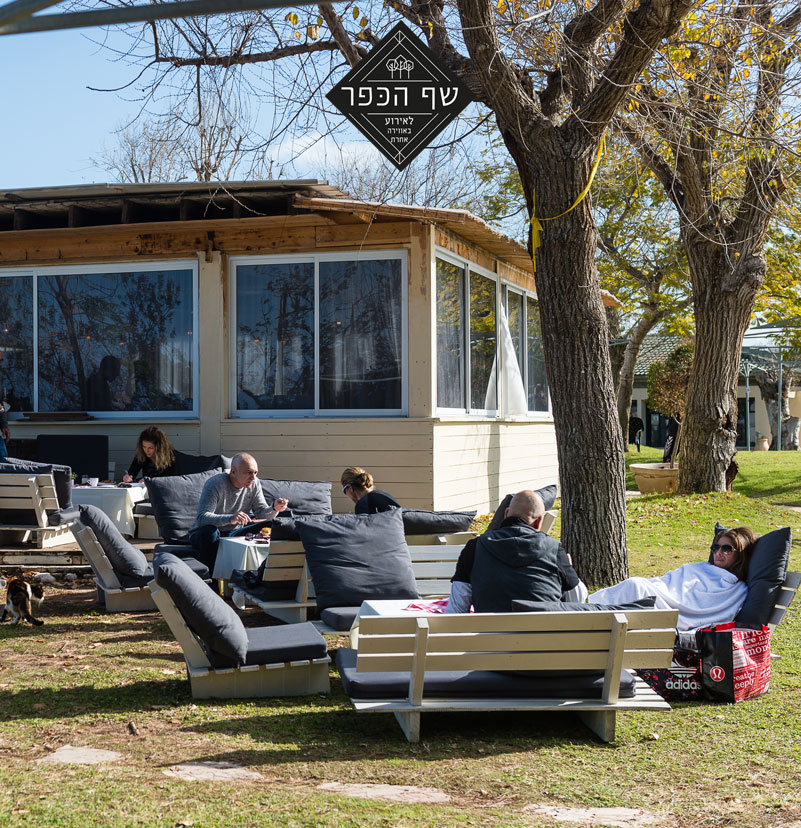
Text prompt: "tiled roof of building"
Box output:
[[633, 334, 684, 377]]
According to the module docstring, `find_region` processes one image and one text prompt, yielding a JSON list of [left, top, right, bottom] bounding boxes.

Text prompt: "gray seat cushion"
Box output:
[[401, 509, 476, 536], [319, 606, 360, 632], [487, 485, 558, 532], [296, 510, 419, 612], [154, 552, 247, 663], [79, 504, 150, 579], [133, 502, 154, 516], [207, 621, 328, 668], [259, 478, 332, 516], [336, 648, 636, 700], [153, 545, 210, 580], [145, 470, 220, 543]]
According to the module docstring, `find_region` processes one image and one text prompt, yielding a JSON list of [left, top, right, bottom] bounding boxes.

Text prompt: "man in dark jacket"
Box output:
[[445, 490, 587, 613]]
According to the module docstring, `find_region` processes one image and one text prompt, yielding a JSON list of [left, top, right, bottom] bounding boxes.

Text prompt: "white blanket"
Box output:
[[589, 561, 747, 631]]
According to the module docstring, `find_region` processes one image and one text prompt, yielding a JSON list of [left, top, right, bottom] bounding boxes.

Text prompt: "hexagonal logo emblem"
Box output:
[[327, 22, 473, 170]]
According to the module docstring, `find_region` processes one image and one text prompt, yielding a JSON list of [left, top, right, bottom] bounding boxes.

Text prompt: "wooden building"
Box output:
[[0, 181, 618, 513]]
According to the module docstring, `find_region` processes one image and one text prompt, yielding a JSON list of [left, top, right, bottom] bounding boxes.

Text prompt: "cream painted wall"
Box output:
[[432, 419, 559, 513]]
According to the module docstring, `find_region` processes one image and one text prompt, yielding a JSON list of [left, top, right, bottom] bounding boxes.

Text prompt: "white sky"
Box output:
[[0, 27, 151, 189]]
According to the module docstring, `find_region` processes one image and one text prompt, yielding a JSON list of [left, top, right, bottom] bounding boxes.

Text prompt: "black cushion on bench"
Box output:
[[145, 469, 220, 543], [79, 504, 150, 579], [319, 607, 360, 631], [259, 478, 332, 516], [0, 459, 78, 525], [153, 545, 211, 580], [401, 509, 476, 536], [229, 570, 297, 602], [486, 484, 558, 533], [207, 621, 328, 669], [297, 510, 419, 611], [336, 648, 636, 700]]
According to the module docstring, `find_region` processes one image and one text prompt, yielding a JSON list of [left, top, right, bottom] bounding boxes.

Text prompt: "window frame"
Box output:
[[229, 250, 409, 419], [503, 283, 552, 419], [0, 260, 199, 420], [434, 248, 500, 417]]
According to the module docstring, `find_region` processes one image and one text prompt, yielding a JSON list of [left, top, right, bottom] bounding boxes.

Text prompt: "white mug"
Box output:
[[87, 477, 99, 487]]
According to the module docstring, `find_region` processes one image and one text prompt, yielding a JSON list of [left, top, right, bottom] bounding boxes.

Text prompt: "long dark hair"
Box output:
[[135, 426, 175, 472], [714, 527, 756, 582]]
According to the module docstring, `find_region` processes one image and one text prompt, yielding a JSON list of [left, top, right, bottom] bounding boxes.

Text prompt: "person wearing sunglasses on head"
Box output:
[[340, 466, 400, 514], [588, 526, 756, 630]]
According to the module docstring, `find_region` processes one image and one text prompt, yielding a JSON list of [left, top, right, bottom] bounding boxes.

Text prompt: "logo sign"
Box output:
[[709, 665, 726, 682], [327, 22, 473, 170]]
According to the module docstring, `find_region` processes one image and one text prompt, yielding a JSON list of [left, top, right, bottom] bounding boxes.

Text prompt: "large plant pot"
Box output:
[[631, 463, 679, 494], [755, 436, 770, 451]]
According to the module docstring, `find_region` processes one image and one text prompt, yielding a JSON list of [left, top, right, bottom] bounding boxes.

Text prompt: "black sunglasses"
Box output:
[[710, 543, 734, 554]]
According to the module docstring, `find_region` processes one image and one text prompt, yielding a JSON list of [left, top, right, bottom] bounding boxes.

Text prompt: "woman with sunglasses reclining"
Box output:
[[588, 526, 755, 631]]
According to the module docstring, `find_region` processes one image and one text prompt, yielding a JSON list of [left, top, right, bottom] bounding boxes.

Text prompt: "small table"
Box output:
[[72, 484, 148, 538], [213, 535, 270, 582]]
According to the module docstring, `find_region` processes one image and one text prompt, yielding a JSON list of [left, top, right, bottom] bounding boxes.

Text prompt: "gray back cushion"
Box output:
[[0, 457, 74, 509], [259, 478, 332, 515], [512, 597, 657, 613], [155, 552, 248, 663], [79, 504, 150, 578], [145, 469, 221, 543], [486, 484, 558, 532], [711, 522, 792, 627], [174, 451, 227, 476], [401, 509, 476, 535], [296, 509, 419, 611]]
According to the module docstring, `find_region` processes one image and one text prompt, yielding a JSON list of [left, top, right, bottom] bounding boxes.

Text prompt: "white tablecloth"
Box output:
[[72, 484, 148, 538], [213, 535, 270, 581]]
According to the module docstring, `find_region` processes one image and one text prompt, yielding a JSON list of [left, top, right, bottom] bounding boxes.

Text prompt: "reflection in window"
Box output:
[[319, 259, 402, 410], [36, 269, 194, 412], [236, 263, 314, 410], [0, 274, 34, 413], [436, 259, 465, 408], [527, 296, 549, 411], [506, 290, 525, 374], [470, 273, 497, 411]]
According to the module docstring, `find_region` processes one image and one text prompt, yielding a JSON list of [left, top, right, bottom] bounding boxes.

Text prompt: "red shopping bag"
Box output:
[[697, 623, 771, 703]]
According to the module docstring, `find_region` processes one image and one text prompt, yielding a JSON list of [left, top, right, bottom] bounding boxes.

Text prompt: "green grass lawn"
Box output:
[[1, 461, 800, 828]]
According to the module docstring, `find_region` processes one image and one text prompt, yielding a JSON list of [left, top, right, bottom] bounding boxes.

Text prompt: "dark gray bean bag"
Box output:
[[259, 478, 332, 516], [401, 509, 476, 535]]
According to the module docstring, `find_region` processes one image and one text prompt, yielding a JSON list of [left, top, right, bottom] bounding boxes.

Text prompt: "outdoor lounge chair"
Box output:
[[149, 552, 330, 699], [74, 504, 210, 612], [0, 462, 78, 549]]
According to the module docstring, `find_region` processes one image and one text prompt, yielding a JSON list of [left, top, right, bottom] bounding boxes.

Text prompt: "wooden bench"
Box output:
[[340, 608, 678, 743], [0, 473, 75, 549], [231, 532, 476, 626], [148, 579, 331, 699], [769, 570, 800, 631], [73, 521, 156, 612]]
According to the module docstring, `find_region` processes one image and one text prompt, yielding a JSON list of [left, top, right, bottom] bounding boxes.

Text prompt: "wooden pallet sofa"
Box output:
[[231, 534, 475, 627], [337, 607, 679, 743], [0, 459, 78, 549], [149, 552, 330, 699], [73, 505, 211, 612]]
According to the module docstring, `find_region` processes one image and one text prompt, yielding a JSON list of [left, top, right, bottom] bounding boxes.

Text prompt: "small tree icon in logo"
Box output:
[[386, 56, 414, 78]]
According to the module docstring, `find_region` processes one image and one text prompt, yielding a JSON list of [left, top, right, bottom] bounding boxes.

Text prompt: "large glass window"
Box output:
[[236, 262, 315, 410], [233, 253, 406, 416], [0, 274, 34, 412], [0, 264, 196, 416], [469, 273, 497, 411], [527, 296, 549, 412], [435, 259, 465, 409]]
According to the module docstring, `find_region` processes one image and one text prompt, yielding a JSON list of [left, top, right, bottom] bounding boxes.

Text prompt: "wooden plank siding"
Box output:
[[432, 420, 558, 513], [220, 418, 435, 512]]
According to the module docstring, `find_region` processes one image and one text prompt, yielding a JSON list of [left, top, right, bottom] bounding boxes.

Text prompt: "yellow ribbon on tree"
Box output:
[[529, 133, 606, 272]]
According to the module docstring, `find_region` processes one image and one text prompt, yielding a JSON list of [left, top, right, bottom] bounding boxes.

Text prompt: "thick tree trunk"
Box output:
[[677, 241, 760, 492], [515, 132, 628, 586]]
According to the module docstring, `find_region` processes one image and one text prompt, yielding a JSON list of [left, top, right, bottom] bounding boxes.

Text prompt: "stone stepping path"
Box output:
[[163, 761, 264, 783], [317, 782, 450, 804], [523, 804, 662, 827], [37, 745, 121, 765]]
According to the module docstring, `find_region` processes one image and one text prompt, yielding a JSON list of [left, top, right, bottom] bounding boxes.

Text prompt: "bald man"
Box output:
[[189, 453, 288, 569], [446, 489, 587, 613]]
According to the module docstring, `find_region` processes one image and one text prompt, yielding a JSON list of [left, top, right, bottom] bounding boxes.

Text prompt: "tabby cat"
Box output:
[[1, 577, 45, 626]]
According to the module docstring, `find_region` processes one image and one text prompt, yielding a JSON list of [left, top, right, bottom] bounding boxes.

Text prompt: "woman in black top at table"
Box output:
[[123, 426, 179, 482], [340, 466, 401, 514]]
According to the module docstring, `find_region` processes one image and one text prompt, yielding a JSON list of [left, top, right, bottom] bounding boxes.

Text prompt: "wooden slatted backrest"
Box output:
[[356, 610, 678, 704], [149, 583, 212, 669], [0, 473, 59, 528], [72, 520, 123, 590], [768, 570, 801, 630]]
